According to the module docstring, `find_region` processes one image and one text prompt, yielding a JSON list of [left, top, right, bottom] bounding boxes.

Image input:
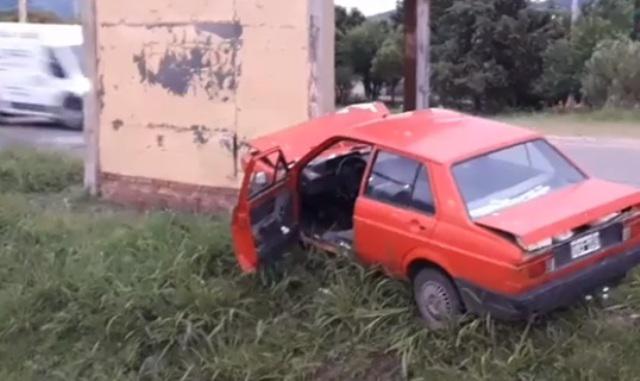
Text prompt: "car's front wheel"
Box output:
[[413, 268, 463, 330]]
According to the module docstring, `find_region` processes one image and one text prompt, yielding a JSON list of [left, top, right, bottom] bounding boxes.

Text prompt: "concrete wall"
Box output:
[[94, 0, 334, 211]]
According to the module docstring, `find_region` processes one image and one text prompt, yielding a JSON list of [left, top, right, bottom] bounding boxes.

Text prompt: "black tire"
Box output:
[[413, 268, 463, 330], [59, 95, 84, 130]]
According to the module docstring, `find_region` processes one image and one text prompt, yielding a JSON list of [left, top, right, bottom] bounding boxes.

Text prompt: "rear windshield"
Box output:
[[453, 139, 586, 219]]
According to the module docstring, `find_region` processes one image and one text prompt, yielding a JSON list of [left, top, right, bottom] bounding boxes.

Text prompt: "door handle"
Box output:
[[409, 219, 427, 232]]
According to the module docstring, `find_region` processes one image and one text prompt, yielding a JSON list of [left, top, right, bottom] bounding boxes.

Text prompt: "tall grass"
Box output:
[[0, 148, 82, 193], [2, 150, 640, 380]]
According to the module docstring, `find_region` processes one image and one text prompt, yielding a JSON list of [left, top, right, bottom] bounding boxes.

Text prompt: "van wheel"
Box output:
[[413, 268, 462, 330], [59, 95, 84, 130]]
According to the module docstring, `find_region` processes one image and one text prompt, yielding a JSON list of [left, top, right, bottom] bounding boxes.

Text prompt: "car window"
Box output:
[[366, 151, 435, 214], [412, 167, 436, 214], [453, 139, 585, 219], [249, 150, 288, 199]]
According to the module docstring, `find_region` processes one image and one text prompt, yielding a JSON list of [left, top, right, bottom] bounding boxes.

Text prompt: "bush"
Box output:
[[0, 148, 82, 193], [582, 38, 640, 108]]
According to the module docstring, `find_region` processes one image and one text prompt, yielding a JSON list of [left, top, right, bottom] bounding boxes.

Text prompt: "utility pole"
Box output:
[[403, 0, 430, 111], [18, 0, 27, 22], [81, 0, 100, 195]]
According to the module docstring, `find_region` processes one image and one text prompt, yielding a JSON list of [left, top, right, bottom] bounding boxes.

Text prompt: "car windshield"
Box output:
[[453, 139, 586, 219]]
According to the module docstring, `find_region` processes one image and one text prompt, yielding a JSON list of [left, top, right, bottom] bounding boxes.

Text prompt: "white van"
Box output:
[[0, 23, 89, 129]]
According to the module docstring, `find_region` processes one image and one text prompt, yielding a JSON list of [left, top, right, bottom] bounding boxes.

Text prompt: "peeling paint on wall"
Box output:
[[112, 119, 124, 130], [96, 0, 334, 193], [146, 123, 251, 155], [132, 22, 242, 101]]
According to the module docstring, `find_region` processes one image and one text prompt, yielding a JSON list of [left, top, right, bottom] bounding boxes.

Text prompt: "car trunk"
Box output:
[[476, 178, 640, 246]]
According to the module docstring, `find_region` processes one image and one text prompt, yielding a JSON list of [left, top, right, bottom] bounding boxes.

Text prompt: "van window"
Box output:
[[47, 48, 67, 79]]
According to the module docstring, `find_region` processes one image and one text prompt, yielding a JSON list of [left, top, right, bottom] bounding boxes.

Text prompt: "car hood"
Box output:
[[476, 178, 640, 246], [247, 102, 389, 165]]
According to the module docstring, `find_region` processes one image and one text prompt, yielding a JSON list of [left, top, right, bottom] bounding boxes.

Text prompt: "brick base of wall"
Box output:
[[100, 172, 239, 214]]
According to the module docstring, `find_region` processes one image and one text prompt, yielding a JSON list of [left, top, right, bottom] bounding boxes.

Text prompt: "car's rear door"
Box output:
[[354, 150, 439, 276], [232, 147, 299, 273]]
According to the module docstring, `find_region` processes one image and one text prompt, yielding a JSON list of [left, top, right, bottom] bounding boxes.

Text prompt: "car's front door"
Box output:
[[354, 150, 438, 276], [232, 147, 299, 273]]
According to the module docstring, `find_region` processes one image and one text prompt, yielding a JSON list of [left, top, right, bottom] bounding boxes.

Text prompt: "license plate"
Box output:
[[570, 232, 601, 259]]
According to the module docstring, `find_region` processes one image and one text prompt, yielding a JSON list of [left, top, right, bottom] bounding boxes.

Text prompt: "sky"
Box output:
[[335, 0, 397, 16]]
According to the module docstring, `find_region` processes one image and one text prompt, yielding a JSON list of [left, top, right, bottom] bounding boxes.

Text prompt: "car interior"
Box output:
[[299, 142, 373, 250]]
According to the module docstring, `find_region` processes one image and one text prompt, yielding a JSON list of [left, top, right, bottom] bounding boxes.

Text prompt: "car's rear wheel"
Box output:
[[413, 268, 462, 330]]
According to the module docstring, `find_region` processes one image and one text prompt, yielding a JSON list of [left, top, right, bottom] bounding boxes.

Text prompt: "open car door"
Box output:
[[232, 147, 299, 273]]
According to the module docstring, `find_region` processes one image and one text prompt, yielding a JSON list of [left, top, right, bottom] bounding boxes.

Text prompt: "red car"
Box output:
[[232, 103, 640, 329]]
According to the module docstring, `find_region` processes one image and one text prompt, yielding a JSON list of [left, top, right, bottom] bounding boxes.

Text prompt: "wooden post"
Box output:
[[81, 0, 100, 195], [416, 0, 430, 109], [404, 0, 430, 111], [18, 0, 27, 22], [403, 0, 417, 111]]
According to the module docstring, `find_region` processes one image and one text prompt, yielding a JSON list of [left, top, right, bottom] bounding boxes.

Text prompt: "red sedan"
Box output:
[[231, 103, 640, 329]]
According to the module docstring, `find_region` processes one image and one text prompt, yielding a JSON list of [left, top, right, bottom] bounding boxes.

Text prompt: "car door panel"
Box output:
[[232, 148, 299, 272], [355, 198, 436, 276], [354, 150, 439, 277]]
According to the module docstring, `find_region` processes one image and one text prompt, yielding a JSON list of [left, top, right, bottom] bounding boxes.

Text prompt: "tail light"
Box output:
[[522, 253, 555, 278]]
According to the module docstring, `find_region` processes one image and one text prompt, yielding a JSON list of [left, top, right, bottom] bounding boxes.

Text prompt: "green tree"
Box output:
[[634, 0, 640, 39], [431, 0, 564, 113], [341, 20, 389, 100], [582, 37, 640, 107], [372, 28, 404, 104], [336, 6, 366, 36], [539, 0, 634, 104], [335, 6, 366, 105]]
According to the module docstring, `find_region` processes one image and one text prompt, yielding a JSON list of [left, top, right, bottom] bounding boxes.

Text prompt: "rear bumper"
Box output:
[[456, 247, 640, 320]]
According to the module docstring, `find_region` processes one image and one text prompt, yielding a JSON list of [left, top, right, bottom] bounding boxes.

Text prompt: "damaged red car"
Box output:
[[231, 103, 640, 329]]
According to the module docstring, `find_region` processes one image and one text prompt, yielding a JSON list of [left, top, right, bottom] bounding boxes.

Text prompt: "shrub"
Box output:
[[0, 148, 82, 193], [582, 37, 640, 108]]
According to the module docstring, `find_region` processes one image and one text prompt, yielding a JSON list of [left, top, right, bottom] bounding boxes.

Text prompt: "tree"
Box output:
[[372, 28, 404, 104], [341, 20, 389, 100], [391, 0, 404, 26], [582, 37, 640, 107], [634, 0, 640, 39], [336, 5, 366, 36], [539, 0, 634, 103], [430, 0, 565, 113], [335, 6, 365, 105]]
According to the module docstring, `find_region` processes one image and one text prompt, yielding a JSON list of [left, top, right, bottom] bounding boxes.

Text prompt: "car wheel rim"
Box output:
[[419, 281, 452, 321]]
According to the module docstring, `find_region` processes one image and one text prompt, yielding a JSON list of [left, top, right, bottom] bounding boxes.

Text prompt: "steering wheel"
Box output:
[[336, 155, 367, 199]]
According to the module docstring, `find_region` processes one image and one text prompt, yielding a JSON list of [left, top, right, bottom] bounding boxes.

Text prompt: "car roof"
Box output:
[[344, 108, 541, 164]]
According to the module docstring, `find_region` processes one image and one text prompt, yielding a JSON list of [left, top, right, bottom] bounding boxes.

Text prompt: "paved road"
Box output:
[[0, 124, 84, 158], [1, 124, 640, 187], [552, 136, 640, 187]]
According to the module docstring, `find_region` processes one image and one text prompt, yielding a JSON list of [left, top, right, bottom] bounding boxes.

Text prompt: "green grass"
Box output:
[[0, 148, 83, 193], [496, 108, 640, 138], [3, 150, 640, 380]]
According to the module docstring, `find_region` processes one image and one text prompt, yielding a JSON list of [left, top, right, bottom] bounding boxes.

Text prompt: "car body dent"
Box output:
[[476, 178, 640, 246]]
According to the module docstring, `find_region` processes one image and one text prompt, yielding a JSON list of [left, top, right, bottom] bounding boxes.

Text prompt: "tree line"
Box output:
[[336, 0, 640, 113]]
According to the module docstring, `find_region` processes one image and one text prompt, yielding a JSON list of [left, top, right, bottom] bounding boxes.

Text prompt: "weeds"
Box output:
[[0, 147, 82, 193], [2, 151, 640, 380]]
